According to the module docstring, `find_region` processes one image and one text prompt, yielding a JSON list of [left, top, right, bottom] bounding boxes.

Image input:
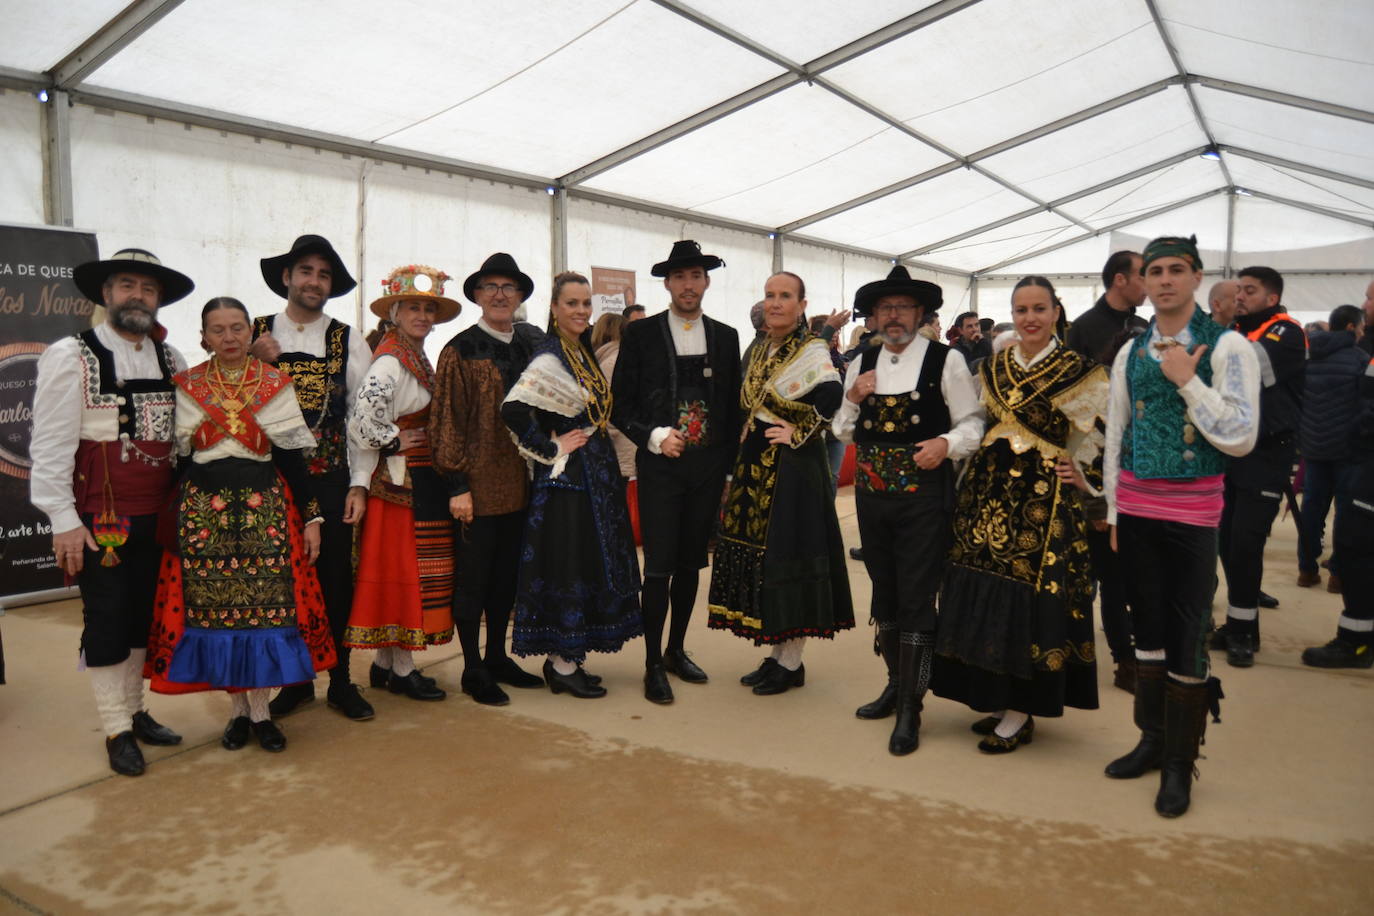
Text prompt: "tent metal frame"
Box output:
[[4, 1, 1370, 284]]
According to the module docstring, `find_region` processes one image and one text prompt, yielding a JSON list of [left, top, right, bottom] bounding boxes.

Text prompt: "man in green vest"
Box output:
[[1100, 235, 1261, 818]]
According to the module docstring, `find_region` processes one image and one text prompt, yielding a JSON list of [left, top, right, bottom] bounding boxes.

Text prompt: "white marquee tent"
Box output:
[[1, 0, 1371, 359]]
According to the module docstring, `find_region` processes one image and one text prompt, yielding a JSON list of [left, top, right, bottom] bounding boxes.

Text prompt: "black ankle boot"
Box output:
[[1105, 661, 1166, 779], [856, 626, 899, 720], [1155, 679, 1209, 817], [888, 633, 932, 756]]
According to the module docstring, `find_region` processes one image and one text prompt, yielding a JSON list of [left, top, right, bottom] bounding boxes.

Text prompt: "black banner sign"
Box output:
[[0, 223, 99, 602]]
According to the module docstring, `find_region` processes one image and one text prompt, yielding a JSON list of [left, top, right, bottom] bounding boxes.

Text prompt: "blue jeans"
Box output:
[[825, 437, 846, 497], [1298, 460, 1355, 576]]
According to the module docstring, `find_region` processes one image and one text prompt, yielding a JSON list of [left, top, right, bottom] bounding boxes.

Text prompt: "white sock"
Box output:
[[548, 654, 576, 675], [777, 638, 806, 671], [230, 692, 250, 718], [373, 646, 392, 671], [1169, 672, 1207, 685], [247, 688, 271, 722], [392, 649, 416, 676], [769, 644, 784, 661], [124, 648, 148, 716], [90, 663, 132, 737], [994, 709, 1029, 738], [1135, 648, 1166, 662]]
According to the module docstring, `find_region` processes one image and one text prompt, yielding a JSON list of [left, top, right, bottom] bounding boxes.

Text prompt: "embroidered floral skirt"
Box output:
[[146, 458, 335, 693], [346, 465, 454, 651], [512, 435, 642, 664], [708, 424, 854, 645], [932, 439, 1098, 717]]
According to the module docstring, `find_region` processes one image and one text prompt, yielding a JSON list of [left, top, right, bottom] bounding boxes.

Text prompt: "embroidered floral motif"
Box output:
[[854, 444, 923, 492], [676, 399, 709, 446]]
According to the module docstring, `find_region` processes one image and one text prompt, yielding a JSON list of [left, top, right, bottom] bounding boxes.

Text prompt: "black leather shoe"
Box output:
[[371, 663, 436, 689], [579, 666, 603, 686], [1302, 637, 1374, 669], [461, 667, 511, 706], [848, 547, 864, 561], [544, 660, 607, 698], [390, 670, 447, 701], [268, 682, 315, 717], [644, 663, 674, 704], [1209, 625, 1261, 653], [327, 682, 376, 720], [752, 661, 805, 695], [663, 647, 708, 683], [1257, 590, 1279, 609], [977, 717, 1035, 754], [856, 681, 897, 720], [251, 719, 287, 752], [131, 710, 182, 746], [105, 731, 145, 776], [221, 716, 251, 751], [970, 715, 1002, 735], [488, 655, 544, 689], [740, 657, 778, 686], [1225, 632, 1256, 668]]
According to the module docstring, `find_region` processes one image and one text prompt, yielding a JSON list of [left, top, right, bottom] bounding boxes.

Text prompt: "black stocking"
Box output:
[[666, 567, 700, 653], [484, 608, 510, 662], [642, 575, 670, 665]]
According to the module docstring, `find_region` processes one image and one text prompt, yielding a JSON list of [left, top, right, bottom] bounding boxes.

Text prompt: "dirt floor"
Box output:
[[1, 491, 1371, 915]]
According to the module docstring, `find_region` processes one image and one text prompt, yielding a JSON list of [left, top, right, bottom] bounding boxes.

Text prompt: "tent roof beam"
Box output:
[[1145, 0, 1234, 188], [50, 0, 187, 89]]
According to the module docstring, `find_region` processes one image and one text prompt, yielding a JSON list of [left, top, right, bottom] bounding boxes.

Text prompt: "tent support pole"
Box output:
[[772, 234, 784, 273], [551, 187, 568, 275], [1224, 192, 1236, 278], [42, 90, 74, 227]]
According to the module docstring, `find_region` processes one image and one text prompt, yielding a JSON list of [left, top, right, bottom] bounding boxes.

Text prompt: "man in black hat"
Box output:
[[30, 248, 193, 776], [611, 240, 742, 704], [833, 266, 984, 756], [431, 253, 547, 704], [250, 235, 376, 721]]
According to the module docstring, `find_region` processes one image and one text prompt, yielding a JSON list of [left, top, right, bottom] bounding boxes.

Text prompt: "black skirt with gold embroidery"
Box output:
[[932, 437, 1098, 716]]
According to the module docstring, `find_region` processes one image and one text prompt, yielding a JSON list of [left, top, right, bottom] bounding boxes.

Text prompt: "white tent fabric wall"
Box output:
[[0, 92, 45, 227]]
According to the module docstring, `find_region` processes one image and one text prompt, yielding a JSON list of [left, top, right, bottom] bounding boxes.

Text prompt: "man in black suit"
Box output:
[[612, 240, 742, 704]]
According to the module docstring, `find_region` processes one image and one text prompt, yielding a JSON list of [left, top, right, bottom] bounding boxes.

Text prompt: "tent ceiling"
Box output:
[[2, 0, 1370, 277]]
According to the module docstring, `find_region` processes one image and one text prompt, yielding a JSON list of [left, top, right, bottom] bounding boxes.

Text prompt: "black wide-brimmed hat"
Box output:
[[260, 234, 357, 298], [463, 252, 534, 303], [73, 248, 195, 306], [651, 239, 724, 278], [853, 265, 943, 317]]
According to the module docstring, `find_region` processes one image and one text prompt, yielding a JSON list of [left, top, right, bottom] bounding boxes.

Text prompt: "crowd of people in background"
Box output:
[[24, 229, 1374, 821]]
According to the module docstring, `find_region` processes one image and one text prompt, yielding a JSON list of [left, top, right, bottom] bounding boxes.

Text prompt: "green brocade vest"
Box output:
[[1122, 305, 1228, 480]]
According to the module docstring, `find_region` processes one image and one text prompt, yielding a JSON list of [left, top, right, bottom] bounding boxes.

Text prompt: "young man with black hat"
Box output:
[[1210, 266, 1306, 668], [1103, 235, 1260, 817], [611, 240, 742, 704], [30, 248, 193, 776], [832, 266, 984, 756], [250, 234, 376, 721], [431, 252, 547, 704]]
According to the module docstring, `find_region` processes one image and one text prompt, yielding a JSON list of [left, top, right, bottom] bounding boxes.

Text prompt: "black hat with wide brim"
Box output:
[[650, 239, 725, 278], [853, 265, 943, 317], [463, 252, 534, 303], [73, 248, 195, 306], [260, 234, 357, 298]]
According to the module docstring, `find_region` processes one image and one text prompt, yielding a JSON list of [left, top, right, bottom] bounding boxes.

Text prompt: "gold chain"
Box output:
[[559, 336, 613, 432], [207, 357, 264, 435]]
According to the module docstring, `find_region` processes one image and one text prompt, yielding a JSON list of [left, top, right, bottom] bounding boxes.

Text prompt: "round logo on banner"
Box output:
[[0, 343, 45, 480]]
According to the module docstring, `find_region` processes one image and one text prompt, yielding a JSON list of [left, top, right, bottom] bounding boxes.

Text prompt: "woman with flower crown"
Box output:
[[500, 270, 642, 698], [145, 296, 335, 754], [343, 265, 460, 701]]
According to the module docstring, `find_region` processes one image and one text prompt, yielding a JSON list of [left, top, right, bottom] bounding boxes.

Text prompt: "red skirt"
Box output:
[[345, 495, 454, 650]]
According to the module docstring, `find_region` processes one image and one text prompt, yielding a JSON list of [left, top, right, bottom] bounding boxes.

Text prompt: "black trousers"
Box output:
[[636, 447, 731, 577], [1335, 463, 1374, 628], [453, 510, 524, 623], [1086, 525, 1133, 662], [76, 512, 160, 668], [1220, 443, 1292, 612], [314, 481, 355, 665], [1117, 514, 1215, 679], [855, 489, 948, 632]]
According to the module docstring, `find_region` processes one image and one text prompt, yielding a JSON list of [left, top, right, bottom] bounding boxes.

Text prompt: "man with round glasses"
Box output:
[[431, 253, 547, 705], [833, 266, 983, 756]]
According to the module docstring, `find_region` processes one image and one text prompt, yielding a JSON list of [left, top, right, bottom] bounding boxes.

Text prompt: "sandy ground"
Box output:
[[1, 491, 1371, 915]]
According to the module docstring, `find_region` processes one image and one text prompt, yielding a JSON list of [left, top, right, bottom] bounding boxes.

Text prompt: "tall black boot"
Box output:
[[856, 624, 899, 719], [888, 632, 932, 756], [1105, 660, 1166, 778], [1155, 679, 1209, 818]]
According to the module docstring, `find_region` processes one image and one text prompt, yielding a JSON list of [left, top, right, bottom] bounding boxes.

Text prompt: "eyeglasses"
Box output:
[[477, 282, 520, 295], [874, 303, 917, 315]]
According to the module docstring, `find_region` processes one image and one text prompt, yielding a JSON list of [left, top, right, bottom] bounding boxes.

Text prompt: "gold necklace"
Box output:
[[207, 357, 263, 435], [559, 336, 613, 432]]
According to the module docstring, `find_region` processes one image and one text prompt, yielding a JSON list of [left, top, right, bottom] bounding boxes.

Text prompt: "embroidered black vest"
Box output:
[[76, 328, 177, 441], [852, 342, 951, 493], [253, 315, 351, 481]]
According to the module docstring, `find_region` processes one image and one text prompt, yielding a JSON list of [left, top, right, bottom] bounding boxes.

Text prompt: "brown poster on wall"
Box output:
[[590, 267, 636, 318]]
